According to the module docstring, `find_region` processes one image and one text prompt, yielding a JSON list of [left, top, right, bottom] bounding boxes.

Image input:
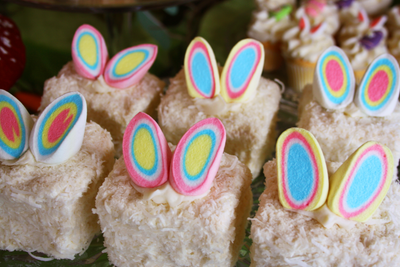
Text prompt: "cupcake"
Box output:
[[248, 4, 296, 71], [40, 24, 164, 156], [157, 37, 281, 178], [338, 9, 388, 83], [281, 15, 335, 92]]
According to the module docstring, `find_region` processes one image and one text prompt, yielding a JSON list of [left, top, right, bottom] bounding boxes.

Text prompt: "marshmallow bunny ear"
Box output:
[[122, 112, 171, 188], [327, 142, 393, 222], [354, 54, 400, 116], [184, 37, 220, 99], [30, 92, 87, 164], [104, 44, 157, 89], [220, 39, 264, 103], [0, 90, 33, 160], [313, 46, 355, 109], [72, 24, 108, 80], [276, 128, 329, 211], [169, 118, 226, 196]]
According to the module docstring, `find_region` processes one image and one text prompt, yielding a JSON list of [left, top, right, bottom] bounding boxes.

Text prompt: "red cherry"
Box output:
[[0, 14, 26, 91]]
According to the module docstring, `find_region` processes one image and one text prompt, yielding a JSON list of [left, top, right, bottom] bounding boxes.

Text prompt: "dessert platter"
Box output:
[[3, 0, 400, 265]]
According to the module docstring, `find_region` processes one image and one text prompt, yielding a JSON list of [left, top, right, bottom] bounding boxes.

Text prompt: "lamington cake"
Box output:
[[0, 91, 115, 259], [297, 46, 400, 165], [40, 24, 164, 156], [158, 37, 281, 178], [95, 113, 253, 266], [250, 128, 400, 266]]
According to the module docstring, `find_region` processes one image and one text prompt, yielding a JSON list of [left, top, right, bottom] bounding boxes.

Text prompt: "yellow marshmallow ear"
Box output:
[[327, 141, 393, 222], [220, 39, 264, 103], [276, 128, 329, 211]]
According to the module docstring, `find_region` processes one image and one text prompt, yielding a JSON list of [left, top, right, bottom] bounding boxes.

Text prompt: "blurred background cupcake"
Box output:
[[280, 0, 337, 93], [338, 8, 388, 83], [281, 15, 335, 92], [248, 0, 296, 71]]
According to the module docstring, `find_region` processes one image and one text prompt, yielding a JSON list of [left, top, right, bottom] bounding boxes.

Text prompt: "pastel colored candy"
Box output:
[[276, 128, 329, 211], [72, 24, 108, 80], [220, 39, 264, 103], [360, 31, 384, 50], [0, 90, 33, 160], [169, 118, 226, 196], [123, 112, 171, 188], [327, 142, 393, 222], [305, 0, 326, 17], [184, 37, 220, 99], [354, 54, 400, 116], [313, 46, 355, 109], [30, 92, 87, 164], [104, 44, 157, 89], [269, 5, 293, 21]]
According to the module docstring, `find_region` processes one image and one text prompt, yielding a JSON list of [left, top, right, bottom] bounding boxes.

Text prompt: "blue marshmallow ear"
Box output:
[[220, 39, 264, 103], [30, 92, 87, 164], [184, 37, 220, 99], [0, 89, 33, 160], [354, 53, 400, 117]]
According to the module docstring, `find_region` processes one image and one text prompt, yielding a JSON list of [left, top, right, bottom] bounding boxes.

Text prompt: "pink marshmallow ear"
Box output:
[[0, 89, 33, 160], [184, 37, 220, 99], [30, 92, 87, 164], [169, 118, 226, 196], [104, 44, 157, 89], [123, 112, 171, 188], [220, 39, 264, 103], [72, 24, 108, 80]]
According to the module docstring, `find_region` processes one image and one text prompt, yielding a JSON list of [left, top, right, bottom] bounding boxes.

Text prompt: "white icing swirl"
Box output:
[[193, 92, 256, 116], [248, 9, 295, 43], [281, 25, 335, 62], [340, 35, 388, 70], [86, 75, 138, 93], [289, 204, 357, 229], [130, 180, 209, 208], [295, 5, 340, 35], [338, 1, 363, 26]]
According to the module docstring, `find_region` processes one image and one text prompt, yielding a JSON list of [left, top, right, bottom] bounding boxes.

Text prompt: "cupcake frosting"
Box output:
[[281, 22, 335, 62], [296, 1, 339, 35], [341, 35, 388, 70], [248, 8, 295, 43]]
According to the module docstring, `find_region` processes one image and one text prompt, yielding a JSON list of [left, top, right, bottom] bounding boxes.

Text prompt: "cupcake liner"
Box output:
[[285, 58, 316, 93], [354, 69, 366, 85], [262, 41, 284, 71]]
